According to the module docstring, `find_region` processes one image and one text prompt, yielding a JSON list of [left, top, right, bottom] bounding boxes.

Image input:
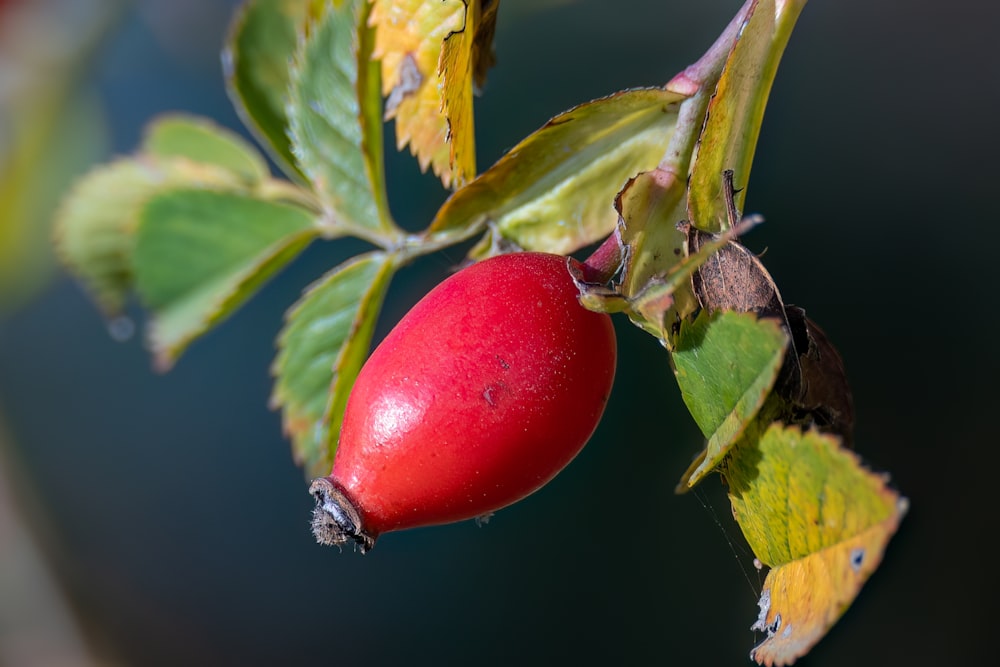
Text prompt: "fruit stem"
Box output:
[[309, 477, 376, 553], [578, 231, 624, 284]]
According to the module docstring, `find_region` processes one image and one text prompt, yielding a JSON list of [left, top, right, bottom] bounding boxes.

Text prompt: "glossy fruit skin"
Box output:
[[310, 252, 617, 551]]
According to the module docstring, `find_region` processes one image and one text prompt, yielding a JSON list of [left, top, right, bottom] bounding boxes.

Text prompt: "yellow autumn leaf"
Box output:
[[726, 422, 907, 666], [370, 0, 497, 188]]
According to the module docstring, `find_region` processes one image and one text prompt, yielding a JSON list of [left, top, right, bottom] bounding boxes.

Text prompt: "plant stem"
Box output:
[[578, 231, 624, 284], [659, 0, 757, 178]]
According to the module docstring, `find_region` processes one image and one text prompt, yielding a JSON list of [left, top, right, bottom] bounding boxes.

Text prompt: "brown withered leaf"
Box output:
[[474, 0, 500, 86], [784, 306, 855, 445], [687, 172, 854, 442]]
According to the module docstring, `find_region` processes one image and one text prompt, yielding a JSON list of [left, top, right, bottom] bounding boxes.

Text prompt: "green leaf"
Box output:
[[223, 0, 311, 181], [287, 0, 397, 239], [133, 189, 319, 369], [726, 422, 907, 666], [687, 0, 804, 232], [430, 88, 686, 256], [142, 114, 270, 184], [53, 158, 247, 315], [271, 251, 397, 479], [672, 310, 787, 489]]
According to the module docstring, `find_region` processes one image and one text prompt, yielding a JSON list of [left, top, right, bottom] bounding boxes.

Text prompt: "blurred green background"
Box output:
[[1, 0, 996, 665]]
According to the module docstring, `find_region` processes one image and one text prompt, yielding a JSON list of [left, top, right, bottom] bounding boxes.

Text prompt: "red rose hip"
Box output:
[[310, 251, 617, 552]]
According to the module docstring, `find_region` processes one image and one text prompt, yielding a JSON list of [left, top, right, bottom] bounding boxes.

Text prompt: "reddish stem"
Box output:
[[578, 231, 624, 284]]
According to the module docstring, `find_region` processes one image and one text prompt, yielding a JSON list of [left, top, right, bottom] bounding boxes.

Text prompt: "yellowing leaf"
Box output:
[[371, 0, 496, 188], [6, 92, 107, 312], [438, 4, 477, 189], [726, 422, 907, 666]]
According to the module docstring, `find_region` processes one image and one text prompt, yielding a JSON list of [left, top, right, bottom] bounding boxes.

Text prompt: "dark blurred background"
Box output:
[[1, 0, 996, 665]]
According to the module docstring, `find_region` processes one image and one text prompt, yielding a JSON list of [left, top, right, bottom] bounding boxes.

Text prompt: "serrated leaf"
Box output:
[[142, 114, 270, 185], [53, 158, 247, 315], [673, 310, 787, 489], [271, 251, 396, 479], [430, 88, 685, 256], [783, 306, 855, 445], [287, 0, 396, 238], [223, 0, 312, 181], [688, 0, 804, 232], [371, 0, 463, 185], [133, 189, 319, 369], [371, 0, 496, 188], [726, 422, 907, 666]]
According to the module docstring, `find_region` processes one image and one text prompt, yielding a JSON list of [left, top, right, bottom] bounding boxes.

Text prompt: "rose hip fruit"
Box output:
[[310, 251, 617, 552]]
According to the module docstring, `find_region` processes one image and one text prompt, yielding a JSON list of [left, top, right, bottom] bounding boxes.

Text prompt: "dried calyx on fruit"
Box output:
[[310, 252, 617, 552]]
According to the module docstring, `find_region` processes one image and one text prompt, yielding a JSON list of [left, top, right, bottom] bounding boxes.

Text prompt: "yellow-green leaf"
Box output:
[[688, 0, 804, 232], [271, 251, 397, 478], [726, 422, 907, 666], [431, 88, 685, 257], [614, 167, 690, 338], [0, 0, 120, 312]]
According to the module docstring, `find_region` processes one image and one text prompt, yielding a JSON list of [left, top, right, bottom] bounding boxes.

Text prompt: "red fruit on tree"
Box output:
[[310, 251, 617, 552]]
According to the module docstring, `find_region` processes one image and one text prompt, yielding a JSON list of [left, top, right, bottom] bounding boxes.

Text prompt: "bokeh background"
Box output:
[[1, 0, 997, 665]]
